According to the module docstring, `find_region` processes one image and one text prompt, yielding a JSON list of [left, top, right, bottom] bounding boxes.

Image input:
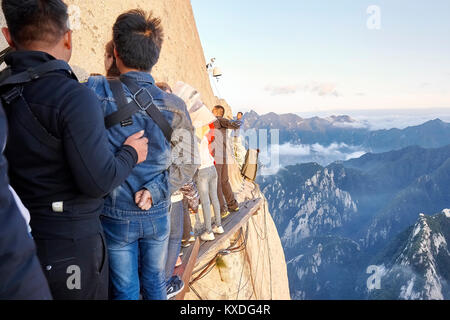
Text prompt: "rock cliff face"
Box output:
[[0, 0, 215, 107], [66, 0, 218, 108], [185, 179, 290, 300], [1, 0, 290, 300]]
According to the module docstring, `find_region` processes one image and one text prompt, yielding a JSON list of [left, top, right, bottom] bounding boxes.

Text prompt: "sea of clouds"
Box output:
[[259, 142, 368, 175], [256, 108, 450, 175]]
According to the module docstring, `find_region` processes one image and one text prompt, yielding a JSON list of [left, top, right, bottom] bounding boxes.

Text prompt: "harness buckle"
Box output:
[[133, 87, 154, 112], [27, 68, 40, 80], [2, 86, 22, 104]]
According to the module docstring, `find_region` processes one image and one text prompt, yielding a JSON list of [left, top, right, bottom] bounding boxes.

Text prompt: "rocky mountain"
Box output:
[[287, 236, 362, 300], [243, 111, 450, 152], [259, 145, 450, 299], [262, 163, 358, 247], [368, 210, 450, 300]]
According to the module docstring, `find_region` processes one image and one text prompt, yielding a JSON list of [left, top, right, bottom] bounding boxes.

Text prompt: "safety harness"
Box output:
[[104, 76, 173, 144]]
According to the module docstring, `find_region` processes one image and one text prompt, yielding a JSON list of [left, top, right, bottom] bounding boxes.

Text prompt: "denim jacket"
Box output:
[[86, 72, 199, 217]]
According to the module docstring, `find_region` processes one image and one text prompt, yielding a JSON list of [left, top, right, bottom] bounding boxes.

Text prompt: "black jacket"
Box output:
[[0, 103, 52, 300], [2, 51, 138, 238]]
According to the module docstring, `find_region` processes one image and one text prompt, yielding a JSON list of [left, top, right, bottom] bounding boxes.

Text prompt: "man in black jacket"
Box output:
[[0, 0, 148, 300], [0, 103, 52, 300], [212, 105, 242, 217]]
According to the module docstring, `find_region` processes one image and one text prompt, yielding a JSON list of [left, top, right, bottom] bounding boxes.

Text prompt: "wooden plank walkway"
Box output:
[[174, 197, 263, 300], [197, 198, 263, 263], [174, 238, 200, 300]]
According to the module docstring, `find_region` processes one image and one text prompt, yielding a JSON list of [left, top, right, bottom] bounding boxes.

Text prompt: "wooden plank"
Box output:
[[196, 198, 263, 263], [174, 237, 200, 300], [171, 198, 262, 300]]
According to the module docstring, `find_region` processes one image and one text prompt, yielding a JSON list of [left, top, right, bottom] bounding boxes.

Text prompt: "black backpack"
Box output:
[[0, 57, 78, 149]]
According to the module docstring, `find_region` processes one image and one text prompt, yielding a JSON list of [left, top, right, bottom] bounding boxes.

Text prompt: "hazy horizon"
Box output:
[[243, 107, 450, 130]]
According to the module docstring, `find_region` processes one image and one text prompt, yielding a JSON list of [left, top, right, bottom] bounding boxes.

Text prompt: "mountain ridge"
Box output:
[[243, 111, 450, 152]]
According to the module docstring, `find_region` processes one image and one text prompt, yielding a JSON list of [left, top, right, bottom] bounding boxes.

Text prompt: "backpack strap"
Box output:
[[106, 79, 133, 127], [0, 60, 76, 87], [104, 77, 173, 144], [0, 47, 13, 65], [3, 93, 61, 150], [0, 59, 75, 150]]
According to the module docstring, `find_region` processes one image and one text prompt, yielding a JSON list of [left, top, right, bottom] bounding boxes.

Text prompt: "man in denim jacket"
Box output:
[[86, 10, 199, 300]]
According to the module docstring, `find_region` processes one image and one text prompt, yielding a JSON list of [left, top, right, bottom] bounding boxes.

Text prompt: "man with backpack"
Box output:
[[0, 0, 148, 300], [86, 9, 199, 300]]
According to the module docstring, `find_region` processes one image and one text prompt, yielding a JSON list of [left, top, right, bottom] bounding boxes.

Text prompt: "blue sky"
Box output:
[[191, 0, 450, 116]]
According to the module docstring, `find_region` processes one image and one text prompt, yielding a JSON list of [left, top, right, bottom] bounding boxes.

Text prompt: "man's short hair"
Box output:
[[237, 112, 243, 116], [2, 0, 69, 47], [214, 105, 225, 117], [113, 9, 164, 72]]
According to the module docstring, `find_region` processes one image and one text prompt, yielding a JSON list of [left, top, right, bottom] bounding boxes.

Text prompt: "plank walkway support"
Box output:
[[174, 238, 200, 300], [174, 198, 263, 300]]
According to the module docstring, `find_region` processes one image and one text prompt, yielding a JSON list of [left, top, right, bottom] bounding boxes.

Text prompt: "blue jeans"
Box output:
[[195, 166, 222, 233], [165, 200, 184, 282], [101, 209, 170, 300]]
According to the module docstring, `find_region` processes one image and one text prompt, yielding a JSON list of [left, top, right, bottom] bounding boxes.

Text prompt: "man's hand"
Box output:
[[124, 130, 148, 164], [135, 189, 153, 211]]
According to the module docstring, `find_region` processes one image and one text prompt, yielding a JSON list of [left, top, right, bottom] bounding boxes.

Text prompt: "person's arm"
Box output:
[[60, 86, 141, 199], [217, 117, 242, 130], [134, 170, 169, 211], [168, 97, 201, 194], [141, 170, 169, 206]]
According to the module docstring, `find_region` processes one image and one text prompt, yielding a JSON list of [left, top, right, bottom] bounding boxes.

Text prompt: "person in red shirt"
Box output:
[[210, 106, 242, 218]]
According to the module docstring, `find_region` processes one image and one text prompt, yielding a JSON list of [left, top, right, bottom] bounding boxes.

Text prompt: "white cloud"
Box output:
[[264, 85, 300, 96], [277, 143, 312, 156], [264, 82, 340, 97], [259, 142, 369, 174], [345, 151, 367, 160], [309, 83, 340, 97]]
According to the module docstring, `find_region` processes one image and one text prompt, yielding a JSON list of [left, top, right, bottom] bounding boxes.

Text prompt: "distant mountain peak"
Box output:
[[443, 209, 450, 218], [376, 211, 450, 300]]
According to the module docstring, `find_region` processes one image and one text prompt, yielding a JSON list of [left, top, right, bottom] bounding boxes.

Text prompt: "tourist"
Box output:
[[86, 9, 198, 300], [196, 119, 225, 241], [104, 40, 120, 77], [232, 112, 246, 169], [0, 0, 148, 300], [211, 105, 242, 218], [155, 81, 198, 299]]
